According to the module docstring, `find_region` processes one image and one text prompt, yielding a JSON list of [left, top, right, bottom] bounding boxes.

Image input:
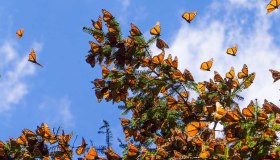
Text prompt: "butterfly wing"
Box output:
[[156, 38, 169, 50], [226, 67, 235, 79], [267, 0, 280, 14], [102, 9, 114, 22], [130, 23, 142, 36]]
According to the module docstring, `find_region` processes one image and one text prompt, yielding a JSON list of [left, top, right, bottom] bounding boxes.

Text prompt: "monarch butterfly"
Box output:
[[226, 45, 238, 56], [23, 129, 36, 137], [58, 131, 73, 144], [200, 58, 214, 71], [102, 66, 110, 78], [214, 102, 226, 120], [119, 118, 130, 126], [267, 0, 280, 14], [263, 99, 280, 114], [107, 23, 118, 34], [130, 23, 142, 36], [183, 69, 194, 81], [269, 69, 280, 82], [223, 108, 241, 122], [214, 71, 223, 82], [127, 143, 139, 157], [92, 30, 104, 44], [17, 134, 27, 145], [199, 150, 210, 159], [91, 16, 102, 30], [104, 147, 122, 160], [182, 11, 198, 23], [167, 96, 178, 109], [226, 67, 235, 79], [242, 101, 255, 118], [16, 29, 24, 39], [76, 138, 87, 155], [85, 147, 98, 159], [197, 82, 206, 92], [150, 21, 161, 36], [89, 41, 100, 53], [244, 72, 255, 89], [152, 52, 165, 65], [28, 49, 43, 67], [238, 64, 248, 79], [186, 121, 207, 137], [156, 38, 169, 50], [102, 9, 114, 22]]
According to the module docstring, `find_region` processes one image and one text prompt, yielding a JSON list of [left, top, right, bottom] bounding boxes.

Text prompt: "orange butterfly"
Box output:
[[242, 101, 255, 119], [84, 147, 98, 159], [150, 22, 161, 36], [16, 29, 24, 39], [200, 58, 214, 71], [152, 52, 165, 65], [244, 72, 255, 89], [226, 45, 238, 56], [119, 118, 130, 126], [102, 9, 114, 22], [186, 121, 207, 137], [269, 69, 280, 82], [89, 41, 100, 53], [226, 67, 235, 79], [182, 11, 198, 23], [156, 38, 169, 50], [130, 23, 142, 36], [91, 16, 102, 30], [183, 69, 194, 81], [214, 102, 226, 120], [214, 71, 223, 82], [127, 143, 139, 157], [267, 0, 280, 14], [237, 64, 248, 79], [76, 138, 87, 155], [28, 49, 43, 67]]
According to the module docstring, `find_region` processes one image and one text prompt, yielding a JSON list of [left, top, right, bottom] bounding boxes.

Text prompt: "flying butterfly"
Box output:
[[91, 16, 102, 30], [226, 45, 238, 56], [28, 49, 43, 67], [182, 11, 198, 23], [16, 29, 24, 39], [226, 67, 235, 79], [200, 58, 214, 71], [156, 38, 169, 50], [237, 64, 248, 79], [267, 0, 280, 14], [102, 9, 114, 22], [130, 23, 142, 36], [269, 69, 280, 82], [150, 21, 161, 36]]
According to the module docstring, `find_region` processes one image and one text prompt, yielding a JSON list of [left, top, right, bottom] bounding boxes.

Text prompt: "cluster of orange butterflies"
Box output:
[[16, 28, 43, 67]]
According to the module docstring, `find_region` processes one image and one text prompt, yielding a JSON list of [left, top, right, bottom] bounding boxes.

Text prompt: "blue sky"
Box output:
[[0, 0, 279, 156]]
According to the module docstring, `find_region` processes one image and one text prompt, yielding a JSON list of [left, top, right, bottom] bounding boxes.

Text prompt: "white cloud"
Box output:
[[120, 0, 131, 10], [168, 0, 280, 107], [0, 41, 38, 112], [39, 97, 75, 127]]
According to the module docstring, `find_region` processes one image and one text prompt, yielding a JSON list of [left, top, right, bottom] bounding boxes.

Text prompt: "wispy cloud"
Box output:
[[39, 96, 75, 127], [168, 0, 280, 106], [0, 41, 38, 112]]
